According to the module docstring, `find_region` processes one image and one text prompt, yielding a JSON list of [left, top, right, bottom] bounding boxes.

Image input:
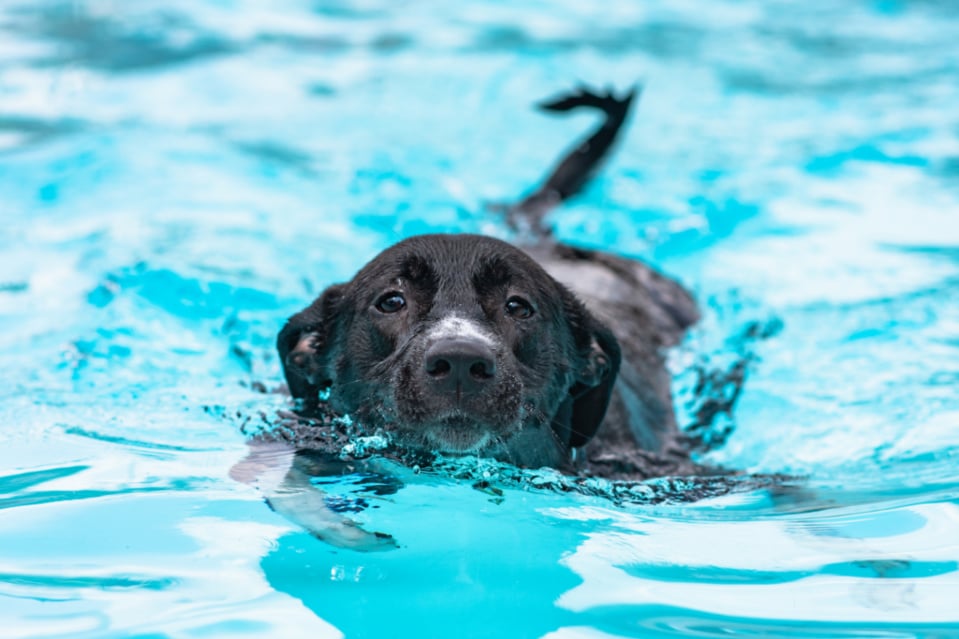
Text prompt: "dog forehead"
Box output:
[[357, 234, 549, 288]]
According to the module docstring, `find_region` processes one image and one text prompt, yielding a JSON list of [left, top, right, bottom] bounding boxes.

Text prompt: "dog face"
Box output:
[[278, 234, 620, 465]]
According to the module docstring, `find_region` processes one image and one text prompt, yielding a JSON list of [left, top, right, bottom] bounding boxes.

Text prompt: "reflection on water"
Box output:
[[1, 0, 958, 637]]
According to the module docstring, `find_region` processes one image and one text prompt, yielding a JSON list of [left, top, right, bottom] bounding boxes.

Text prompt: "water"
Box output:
[[2, 1, 958, 637]]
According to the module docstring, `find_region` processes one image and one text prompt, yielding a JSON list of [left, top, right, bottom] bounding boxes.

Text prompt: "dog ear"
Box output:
[[561, 290, 622, 448], [277, 284, 346, 401]]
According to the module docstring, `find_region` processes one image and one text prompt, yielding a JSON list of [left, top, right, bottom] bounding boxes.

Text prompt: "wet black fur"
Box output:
[[278, 86, 713, 479]]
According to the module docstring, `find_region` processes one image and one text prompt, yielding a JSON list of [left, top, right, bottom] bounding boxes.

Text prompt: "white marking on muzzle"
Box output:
[[428, 315, 495, 346]]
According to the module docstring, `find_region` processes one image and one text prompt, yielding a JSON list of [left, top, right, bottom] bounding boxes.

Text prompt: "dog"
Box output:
[[235, 86, 722, 550]]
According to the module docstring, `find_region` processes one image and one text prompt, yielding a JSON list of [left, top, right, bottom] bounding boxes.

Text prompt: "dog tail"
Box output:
[[537, 85, 638, 119], [507, 84, 640, 240]]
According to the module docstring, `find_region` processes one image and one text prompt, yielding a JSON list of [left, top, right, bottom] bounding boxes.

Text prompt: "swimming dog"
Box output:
[[236, 86, 719, 550]]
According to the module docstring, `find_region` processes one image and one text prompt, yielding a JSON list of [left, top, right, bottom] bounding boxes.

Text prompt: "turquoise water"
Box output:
[[2, 1, 959, 637]]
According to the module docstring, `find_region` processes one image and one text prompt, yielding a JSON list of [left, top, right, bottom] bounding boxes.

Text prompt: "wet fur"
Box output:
[[277, 86, 712, 480]]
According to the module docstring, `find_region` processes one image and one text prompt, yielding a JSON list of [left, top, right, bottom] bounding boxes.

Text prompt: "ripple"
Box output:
[[0, 468, 87, 502], [607, 605, 959, 639], [0, 571, 176, 592], [88, 263, 280, 318], [0, 487, 167, 511], [621, 559, 958, 585], [6, 2, 236, 72], [0, 116, 85, 154], [62, 425, 224, 453]]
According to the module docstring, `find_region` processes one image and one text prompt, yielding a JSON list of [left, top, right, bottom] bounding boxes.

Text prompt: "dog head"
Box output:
[[278, 234, 620, 465]]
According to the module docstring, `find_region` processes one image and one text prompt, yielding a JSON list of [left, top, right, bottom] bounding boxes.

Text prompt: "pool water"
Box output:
[[2, 1, 958, 637]]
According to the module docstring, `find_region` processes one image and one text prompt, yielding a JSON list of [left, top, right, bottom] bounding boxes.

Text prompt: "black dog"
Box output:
[[276, 86, 706, 478], [236, 86, 719, 550]]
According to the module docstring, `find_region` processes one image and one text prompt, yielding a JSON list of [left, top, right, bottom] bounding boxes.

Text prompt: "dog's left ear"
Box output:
[[561, 289, 622, 448]]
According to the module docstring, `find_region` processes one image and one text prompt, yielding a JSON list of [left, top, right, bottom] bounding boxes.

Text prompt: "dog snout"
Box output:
[[424, 337, 496, 394]]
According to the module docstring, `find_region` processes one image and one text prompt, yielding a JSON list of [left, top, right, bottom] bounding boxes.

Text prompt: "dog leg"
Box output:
[[230, 441, 398, 552]]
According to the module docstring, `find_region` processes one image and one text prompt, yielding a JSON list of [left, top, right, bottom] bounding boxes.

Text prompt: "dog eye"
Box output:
[[505, 296, 534, 319], [375, 292, 406, 314]]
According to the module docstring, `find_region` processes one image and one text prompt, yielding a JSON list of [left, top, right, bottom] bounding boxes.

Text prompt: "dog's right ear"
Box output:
[[556, 287, 622, 449], [276, 284, 347, 401]]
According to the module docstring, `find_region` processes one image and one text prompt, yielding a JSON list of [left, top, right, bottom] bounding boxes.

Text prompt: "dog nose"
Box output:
[[424, 337, 496, 394]]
